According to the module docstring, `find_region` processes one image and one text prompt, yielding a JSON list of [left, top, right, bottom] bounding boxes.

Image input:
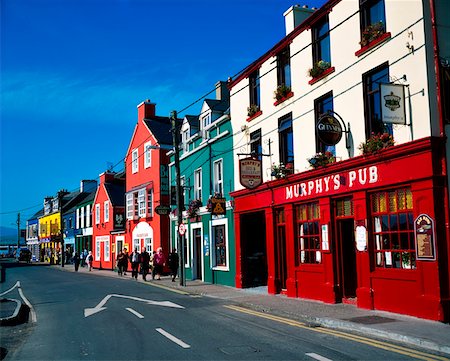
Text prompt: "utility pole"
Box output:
[[171, 110, 185, 286], [58, 190, 65, 267], [16, 213, 20, 252]]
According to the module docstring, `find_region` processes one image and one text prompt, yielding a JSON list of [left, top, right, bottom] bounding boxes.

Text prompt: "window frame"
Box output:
[[295, 202, 321, 265], [211, 218, 229, 270], [360, 0, 386, 32], [276, 47, 291, 88], [278, 113, 294, 166], [213, 159, 223, 196], [132, 148, 139, 174], [194, 168, 202, 201], [95, 203, 100, 225], [104, 201, 110, 223], [250, 129, 262, 160], [314, 91, 336, 154], [144, 141, 152, 169], [249, 69, 261, 109], [312, 15, 331, 64]]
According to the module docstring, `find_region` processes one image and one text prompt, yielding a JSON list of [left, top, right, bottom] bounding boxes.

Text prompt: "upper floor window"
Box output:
[[314, 91, 335, 155], [201, 114, 212, 129], [276, 47, 291, 88], [132, 149, 139, 174], [278, 113, 294, 166], [250, 129, 262, 160], [126, 193, 134, 219], [138, 189, 146, 217], [312, 16, 331, 64], [86, 204, 91, 227], [104, 201, 110, 222], [95, 204, 100, 225], [147, 189, 153, 217], [194, 168, 202, 201], [360, 0, 386, 33], [213, 159, 223, 196], [249, 69, 261, 109], [363, 63, 392, 138], [144, 142, 152, 169]]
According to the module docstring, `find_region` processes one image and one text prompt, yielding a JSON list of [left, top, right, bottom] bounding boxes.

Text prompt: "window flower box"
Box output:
[[246, 104, 262, 122], [355, 22, 391, 57], [308, 66, 335, 85], [271, 162, 294, 179], [359, 132, 394, 155], [187, 199, 202, 219], [307, 151, 336, 169], [308, 60, 331, 78], [273, 84, 293, 106]]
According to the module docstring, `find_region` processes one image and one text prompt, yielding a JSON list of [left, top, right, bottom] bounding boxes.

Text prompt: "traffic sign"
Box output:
[[178, 223, 186, 236]]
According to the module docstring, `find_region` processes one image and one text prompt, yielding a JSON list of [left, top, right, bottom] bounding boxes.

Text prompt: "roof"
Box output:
[[28, 208, 44, 221], [105, 182, 126, 207], [143, 116, 173, 146], [62, 192, 92, 215], [185, 115, 199, 136], [204, 99, 229, 113]]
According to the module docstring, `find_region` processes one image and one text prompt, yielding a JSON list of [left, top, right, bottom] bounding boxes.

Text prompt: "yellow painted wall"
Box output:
[[39, 213, 61, 238]]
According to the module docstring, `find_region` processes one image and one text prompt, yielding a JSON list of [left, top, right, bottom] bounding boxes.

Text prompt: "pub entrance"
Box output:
[[240, 211, 267, 288], [192, 228, 202, 281], [333, 197, 357, 302]]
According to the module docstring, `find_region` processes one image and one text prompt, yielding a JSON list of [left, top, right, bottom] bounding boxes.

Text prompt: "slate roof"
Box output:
[[27, 208, 44, 222], [204, 99, 229, 113], [143, 116, 173, 146], [105, 182, 125, 207], [185, 115, 199, 136]]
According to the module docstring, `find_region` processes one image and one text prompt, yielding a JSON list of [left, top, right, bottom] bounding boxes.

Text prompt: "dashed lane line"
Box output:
[[156, 328, 191, 349]]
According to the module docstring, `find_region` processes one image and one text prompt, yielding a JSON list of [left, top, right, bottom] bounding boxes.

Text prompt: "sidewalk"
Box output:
[[14, 263, 450, 355]]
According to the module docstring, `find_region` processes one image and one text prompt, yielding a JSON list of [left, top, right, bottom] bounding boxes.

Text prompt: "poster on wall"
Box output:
[[414, 214, 436, 260]]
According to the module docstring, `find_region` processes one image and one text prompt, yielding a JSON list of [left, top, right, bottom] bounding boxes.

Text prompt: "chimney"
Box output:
[[283, 5, 315, 35], [99, 171, 115, 185], [80, 179, 98, 193], [215, 81, 230, 101], [137, 99, 156, 121]]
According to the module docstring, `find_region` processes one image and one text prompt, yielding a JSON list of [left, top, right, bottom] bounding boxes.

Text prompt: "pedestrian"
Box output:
[[87, 251, 93, 271], [73, 252, 81, 272], [116, 249, 125, 276], [139, 247, 150, 281], [168, 249, 179, 282], [152, 247, 166, 280], [81, 249, 88, 267], [122, 248, 129, 276], [130, 247, 140, 279]]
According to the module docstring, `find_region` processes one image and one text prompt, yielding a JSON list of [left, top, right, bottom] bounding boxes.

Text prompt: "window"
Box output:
[[360, 0, 386, 32], [278, 113, 294, 165], [295, 202, 321, 264], [104, 239, 110, 262], [95, 240, 101, 261], [363, 63, 392, 138], [133, 238, 140, 252], [213, 159, 223, 196], [277, 47, 291, 88], [314, 91, 335, 154], [104, 201, 110, 222], [250, 129, 262, 160], [132, 149, 139, 174], [371, 188, 415, 269], [194, 169, 202, 201], [147, 189, 153, 217], [144, 142, 152, 169], [212, 220, 228, 269], [126, 193, 134, 219], [312, 16, 331, 64], [144, 238, 152, 253], [249, 69, 261, 109], [86, 204, 91, 227], [138, 189, 146, 217], [201, 114, 212, 129], [95, 204, 100, 225]]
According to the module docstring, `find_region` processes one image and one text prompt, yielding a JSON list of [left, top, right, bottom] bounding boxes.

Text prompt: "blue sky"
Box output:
[[0, 0, 326, 231]]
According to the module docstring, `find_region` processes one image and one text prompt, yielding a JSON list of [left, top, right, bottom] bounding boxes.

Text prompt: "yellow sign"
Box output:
[[210, 197, 226, 216]]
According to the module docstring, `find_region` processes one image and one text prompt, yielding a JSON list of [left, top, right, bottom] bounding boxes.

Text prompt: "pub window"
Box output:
[[360, 0, 386, 33], [276, 47, 291, 88], [295, 202, 321, 264], [279, 113, 294, 166], [335, 197, 354, 217], [212, 222, 227, 268], [362, 63, 392, 139], [250, 129, 262, 160], [249, 69, 261, 110], [371, 188, 415, 269], [312, 15, 331, 65], [314, 91, 335, 155]]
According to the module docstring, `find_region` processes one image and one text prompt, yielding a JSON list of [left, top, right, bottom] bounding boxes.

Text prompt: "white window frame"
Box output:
[[104, 201, 110, 222], [115, 236, 125, 254], [138, 189, 146, 217], [132, 148, 139, 174], [210, 218, 229, 271], [144, 141, 152, 169], [86, 204, 91, 227], [76, 209, 80, 229], [104, 239, 110, 262], [213, 159, 223, 196], [194, 168, 202, 201], [126, 193, 134, 219], [95, 239, 101, 261], [202, 113, 212, 129], [147, 189, 153, 217], [144, 237, 152, 253], [95, 204, 100, 225], [133, 238, 140, 252]]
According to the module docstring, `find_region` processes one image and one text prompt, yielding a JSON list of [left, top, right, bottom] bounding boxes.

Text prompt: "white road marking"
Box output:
[[0, 281, 20, 297], [306, 353, 333, 361], [17, 282, 37, 323], [125, 307, 144, 319], [156, 328, 191, 349]]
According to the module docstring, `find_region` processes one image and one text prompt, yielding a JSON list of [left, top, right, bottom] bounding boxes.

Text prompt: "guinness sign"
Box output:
[[316, 113, 343, 146]]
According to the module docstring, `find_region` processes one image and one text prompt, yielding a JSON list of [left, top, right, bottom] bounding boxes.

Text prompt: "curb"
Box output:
[[0, 298, 29, 326]]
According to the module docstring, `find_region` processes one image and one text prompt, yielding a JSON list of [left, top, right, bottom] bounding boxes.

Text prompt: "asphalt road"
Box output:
[[1, 265, 446, 360]]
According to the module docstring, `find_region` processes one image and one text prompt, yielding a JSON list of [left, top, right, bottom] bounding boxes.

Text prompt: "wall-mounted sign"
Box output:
[[414, 214, 436, 260], [160, 165, 169, 195], [114, 211, 125, 229], [380, 83, 406, 125], [155, 205, 171, 216], [239, 157, 262, 189], [208, 197, 226, 216], [316, 113, 343, 146], [321, 224, 329, 251], [355, 225, 367, 252]]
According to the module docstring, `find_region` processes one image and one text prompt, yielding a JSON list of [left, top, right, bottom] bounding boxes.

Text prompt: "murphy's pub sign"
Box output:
[[239, 157, 262, 189]]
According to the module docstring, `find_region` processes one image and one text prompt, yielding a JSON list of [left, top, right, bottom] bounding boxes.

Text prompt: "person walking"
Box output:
[[130, 247, 140, 280], [152, 247, 166, 280], [168, 249, 179, 282], [87, 251, 93, 271], [116, 249, 125, 276], [73, 252, 81, 272], [122, 248, 129, 276], [139, 247, 150, 281]]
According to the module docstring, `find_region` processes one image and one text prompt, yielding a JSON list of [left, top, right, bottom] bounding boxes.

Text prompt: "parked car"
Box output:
[[17, 248, 31, 262]]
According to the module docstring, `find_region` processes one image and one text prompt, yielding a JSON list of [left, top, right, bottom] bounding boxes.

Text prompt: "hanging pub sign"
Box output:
[[316, 113, 343, 146], [208, 196, 226, 216], [380, 83, 406, 125], [414, 214, 436, 260], [239, 157, 262, 189]]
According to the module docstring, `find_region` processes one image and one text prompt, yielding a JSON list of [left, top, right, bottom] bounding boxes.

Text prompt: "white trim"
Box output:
[[190, 223, 203, 279], [210, 218, 229, 271], [95, 204, 100, 225], [104, 201, 110, 223], [132, 148, 139, 174], [144, 141, 152, 168]]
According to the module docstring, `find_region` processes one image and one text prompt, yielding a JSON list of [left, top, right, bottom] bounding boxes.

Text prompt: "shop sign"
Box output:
[[380, 83, 406, 125], [355, 225, 367, 252], [155, 205, 171, 216], [316, 113, 343, 145], [160, 165, 169, 195], [414, 214, 436, 260], [239, 157, 262, 189], [321, 225, 329, 251], [209, 197, 226, 216], [285, 165, 379, 200], [114, 211, 125, 229]]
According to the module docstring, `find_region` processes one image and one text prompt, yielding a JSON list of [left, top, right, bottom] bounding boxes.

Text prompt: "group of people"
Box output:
[[72, 250, 93, 272], [115, 247, 179, 282]]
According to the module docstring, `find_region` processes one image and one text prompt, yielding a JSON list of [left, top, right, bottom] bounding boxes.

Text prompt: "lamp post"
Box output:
[[170, 110, 185, 286]]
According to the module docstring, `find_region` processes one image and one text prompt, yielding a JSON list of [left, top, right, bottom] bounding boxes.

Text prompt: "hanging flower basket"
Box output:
[[307, 151, 336, 169], [359, 21, 385, 47], [308, 60, 331, 78], [187, 199, 202, 219], [359, 132, 394, 155]]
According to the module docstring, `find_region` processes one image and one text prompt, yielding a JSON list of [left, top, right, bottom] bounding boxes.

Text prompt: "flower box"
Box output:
[[307, 151, 336, 169], [355, 32, 391, 57], [308, 66, 335, 85], [273, 91, 294, 106], [246, 110, 263, 122], [359, 132, 394, 155]]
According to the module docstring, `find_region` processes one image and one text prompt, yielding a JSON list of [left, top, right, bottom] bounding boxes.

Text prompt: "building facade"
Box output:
[[229, 0, 450, 321]]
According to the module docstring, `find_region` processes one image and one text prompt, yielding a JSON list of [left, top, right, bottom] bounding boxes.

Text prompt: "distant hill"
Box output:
[[0, 226, 19, 245]]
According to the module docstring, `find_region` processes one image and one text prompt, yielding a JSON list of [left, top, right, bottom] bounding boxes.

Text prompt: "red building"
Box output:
[[124, 100, 171, 259], [91, 171, 126, 270]]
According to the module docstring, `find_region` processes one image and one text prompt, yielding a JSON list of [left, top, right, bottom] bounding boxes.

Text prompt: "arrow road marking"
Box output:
[[126, 307, 144, 319], [156, 328, 191, 349], [84, 293, 184, 318]]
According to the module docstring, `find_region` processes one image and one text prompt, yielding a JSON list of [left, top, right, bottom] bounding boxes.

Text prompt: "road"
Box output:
[[1, 265, 448, 360]]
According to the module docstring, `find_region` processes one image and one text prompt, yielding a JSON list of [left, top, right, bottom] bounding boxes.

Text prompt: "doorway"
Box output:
[[192, 228, 202, 280], [336, 218, 357, 300], [240, 211, 267, 288], [274, 208, 287, 292]]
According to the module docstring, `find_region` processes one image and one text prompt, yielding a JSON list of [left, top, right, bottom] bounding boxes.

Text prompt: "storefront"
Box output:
[[231, 137, 449, 322]]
